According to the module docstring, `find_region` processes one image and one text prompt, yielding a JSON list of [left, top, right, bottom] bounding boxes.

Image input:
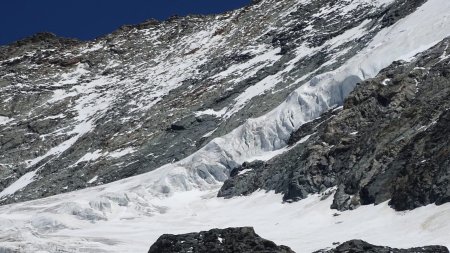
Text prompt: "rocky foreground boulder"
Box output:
[[148, 227, 295, 253], [316, 240, 449, 253], [148, 228, 449, 253]]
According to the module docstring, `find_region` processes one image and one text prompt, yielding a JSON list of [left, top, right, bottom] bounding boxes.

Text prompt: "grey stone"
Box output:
[[315, 240, 449, 253], [148, 227, 295, 253]]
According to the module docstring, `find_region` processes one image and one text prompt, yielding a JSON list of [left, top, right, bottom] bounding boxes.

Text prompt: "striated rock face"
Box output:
[[219, 36, 450, 211], [315, 240, 449, 253], [0, 0, 428, 205], [148, 227, 295, 253]]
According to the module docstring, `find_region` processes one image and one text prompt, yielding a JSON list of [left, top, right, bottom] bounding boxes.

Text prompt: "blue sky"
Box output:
[[0, 0, 251, 45]]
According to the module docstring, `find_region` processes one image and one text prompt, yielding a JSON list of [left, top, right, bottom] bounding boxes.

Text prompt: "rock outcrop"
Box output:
[[148, 227, 295, 253], [316, 240, 449, 253], [149, 232, 449, 253], [219, 36, 450, 211]]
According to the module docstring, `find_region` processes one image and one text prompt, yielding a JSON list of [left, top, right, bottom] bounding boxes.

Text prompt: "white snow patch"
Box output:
[[42, 114, 66, 120], [88, 176, 98, 184], [108, 147, 136, 159], [202, 128, 218, 138], [59, 63, 90, 85], [195, 108, 228, 118], [213, 46, 280, 82], [47, 89, 78, 104], [0, 116, 13, 125], [333, 106, 343, 112], [0, 170, 38, 198], [81, 43, 104, 53], [297, 134, 313, 144], [224, 72, 284, 118], [327, 19, 372, 50], [238, 169, 253, 176], [75, 150, 103, 164]]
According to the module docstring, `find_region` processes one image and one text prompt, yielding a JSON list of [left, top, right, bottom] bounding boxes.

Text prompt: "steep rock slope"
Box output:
[[0, 0, 427, 204], [219, 36, 450, 211]]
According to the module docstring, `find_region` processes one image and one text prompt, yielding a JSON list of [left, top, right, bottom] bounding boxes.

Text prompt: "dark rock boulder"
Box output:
[[218, 160, 265, 198], [148, 227, 295, 253], [315, 240, 449, 253]]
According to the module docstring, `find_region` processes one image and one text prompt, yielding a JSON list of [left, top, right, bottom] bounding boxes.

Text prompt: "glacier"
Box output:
[[1, 0, 450, 252]]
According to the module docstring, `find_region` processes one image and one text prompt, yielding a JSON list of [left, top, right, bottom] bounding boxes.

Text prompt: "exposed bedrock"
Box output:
[[315, 240, 449, 253], [219, 37, 450, 211], [148, 227, 295, 253], [148, 228, 448, 253]]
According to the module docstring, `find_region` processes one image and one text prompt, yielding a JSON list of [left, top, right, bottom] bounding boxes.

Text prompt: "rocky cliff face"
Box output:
[[219, 36, 450, 211], [0, 0, 428, 205]]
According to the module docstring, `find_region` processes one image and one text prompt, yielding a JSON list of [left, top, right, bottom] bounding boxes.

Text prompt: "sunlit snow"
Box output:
[[1, 0, 450, 252]]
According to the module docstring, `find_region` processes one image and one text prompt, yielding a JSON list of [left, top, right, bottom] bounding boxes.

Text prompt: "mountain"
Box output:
[[0, 0, 449, 252], [0, 0, 429, 205]]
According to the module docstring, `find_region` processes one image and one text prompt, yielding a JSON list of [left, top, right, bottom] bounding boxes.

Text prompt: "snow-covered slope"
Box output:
[[52, 0, 450, 198], [1, 0, 450, 252], [1, 0, 407, 204], [1, 187, 449, 252]]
